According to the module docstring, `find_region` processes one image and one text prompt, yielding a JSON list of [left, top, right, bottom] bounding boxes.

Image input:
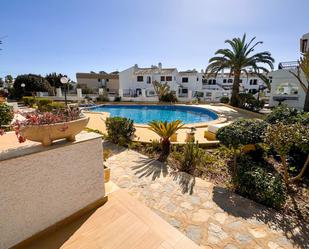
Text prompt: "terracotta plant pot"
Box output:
[[20, 117, 89, 146], [242, 144, 256, 153], [104, 165, 111, 183]]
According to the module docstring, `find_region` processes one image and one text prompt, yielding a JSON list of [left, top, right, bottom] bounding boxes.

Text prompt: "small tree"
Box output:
[[105, 117, 135, 145], [148, 120, 183, 161], [264, 123, 307, 185], [4, 75, 14, 87]]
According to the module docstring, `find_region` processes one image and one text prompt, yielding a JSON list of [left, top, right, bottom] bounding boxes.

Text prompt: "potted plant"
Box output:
[[13, 107, 89, 146], [0, 89, 9, 103]]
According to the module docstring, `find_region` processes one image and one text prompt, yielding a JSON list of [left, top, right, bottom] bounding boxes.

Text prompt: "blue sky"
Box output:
[[1, 0, 308, 80]]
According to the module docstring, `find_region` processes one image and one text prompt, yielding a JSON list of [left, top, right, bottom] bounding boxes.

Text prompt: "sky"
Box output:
[[1, 0, 309, 81]]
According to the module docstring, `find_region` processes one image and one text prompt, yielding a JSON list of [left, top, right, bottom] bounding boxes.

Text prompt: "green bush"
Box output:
[[114, 96, 121, 102], [0, 103, 14, 127], [105, 117, 135, 145], [173, 142, 204, 174], [22, 96, 36, 107], [236, 156, 287, 209], [36, 98, 53, 111], [220, 96, 229, 104], [265, 105, 309, 125], [217, 119, 268, 148], [238, 93, 265, 112], [160, 92, 177, 102], [46, 102, 65, 111]]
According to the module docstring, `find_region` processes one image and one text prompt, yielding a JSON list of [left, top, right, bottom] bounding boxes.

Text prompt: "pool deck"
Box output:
[[84, 104, 264, 145]]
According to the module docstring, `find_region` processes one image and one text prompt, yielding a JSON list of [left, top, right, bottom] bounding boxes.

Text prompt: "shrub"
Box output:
[[114, 96, 121, 102], [105, 117, 135, 145], [173, 142, 204, 174], [217, 119, 268, 176], [236, 156, 287, 210], [160, 92, 177, 102], [217, 119, 268, 148], [238, 93, 265, 112], [0, 89, 9, 97], [22, 96, 36, 107], [46, 102, 65, 111], [265, 105, 309, 125], [97, 94, 109, 102], [0, 103, 14, 127], [36, 98, 53, 111], [220, 96, 229, 104]]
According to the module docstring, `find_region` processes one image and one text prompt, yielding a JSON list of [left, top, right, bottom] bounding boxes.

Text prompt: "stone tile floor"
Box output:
[[105, 143, 308, 249]]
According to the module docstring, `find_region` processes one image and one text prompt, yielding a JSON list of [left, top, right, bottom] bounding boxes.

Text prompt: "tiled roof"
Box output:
[[134, 68, 177, 75]]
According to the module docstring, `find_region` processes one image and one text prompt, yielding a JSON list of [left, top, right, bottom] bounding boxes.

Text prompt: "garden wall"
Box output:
[[0, 132, 105, 249]]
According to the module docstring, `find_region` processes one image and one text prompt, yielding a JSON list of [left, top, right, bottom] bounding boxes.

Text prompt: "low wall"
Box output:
[[0, 132, 105, 249]]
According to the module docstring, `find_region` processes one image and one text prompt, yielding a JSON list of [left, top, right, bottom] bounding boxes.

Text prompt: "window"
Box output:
[[147, 76, 151, 84], [228, 79, 233, 83], [182, 77, 189, 83], [137, 76, 144, 82], [166, 76, 172, 81], [250, 79, 258, 85], [160, 76, 165, 81], [301, 39, 308, 53], [208, 79, 216, 85], [182, 88, 188, 94], [223, 79, 227, 83], [98, 79, 101, 82], [239, 79, 243, 83], [196, 77, 199, 81]]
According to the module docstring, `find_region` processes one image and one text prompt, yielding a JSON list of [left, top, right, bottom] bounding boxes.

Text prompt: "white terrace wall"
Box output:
[[0, 132, 105, 249]]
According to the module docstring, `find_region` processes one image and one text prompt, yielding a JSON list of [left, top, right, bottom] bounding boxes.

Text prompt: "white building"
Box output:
[[118, 63, 269, 102], [269, 33, 309, 109]]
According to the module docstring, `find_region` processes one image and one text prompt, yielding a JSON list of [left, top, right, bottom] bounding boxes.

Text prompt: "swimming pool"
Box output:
[[89, 105, 218, 124]]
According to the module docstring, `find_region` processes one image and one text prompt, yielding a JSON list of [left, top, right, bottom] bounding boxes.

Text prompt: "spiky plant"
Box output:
[[206, 34, 274, 107], [148, 120, 184, 161]]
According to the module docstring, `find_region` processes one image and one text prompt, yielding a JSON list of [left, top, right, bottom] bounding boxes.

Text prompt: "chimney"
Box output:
[[134, 64, 138, 69], [158, 62, 162, 69]]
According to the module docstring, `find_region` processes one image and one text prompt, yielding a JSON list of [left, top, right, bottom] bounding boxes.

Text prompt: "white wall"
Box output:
[[0, 133, 105, 249], [269, 69, 306, 109]]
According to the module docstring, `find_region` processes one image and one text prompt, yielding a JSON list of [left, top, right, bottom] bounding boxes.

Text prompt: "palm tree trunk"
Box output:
[[231, 71, 241, 107], [159, 139, 170, 162], [304, 90, 309, 112]]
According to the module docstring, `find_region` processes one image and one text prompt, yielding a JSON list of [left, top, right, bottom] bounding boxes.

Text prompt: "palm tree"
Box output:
[[289, 51, 309, 111], [206, 34, 274, 107], [148, 120, 184, 161]]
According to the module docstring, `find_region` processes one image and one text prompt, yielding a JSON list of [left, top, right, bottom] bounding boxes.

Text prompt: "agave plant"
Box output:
[[148, 120, 184, 161], [206, 34, 274, 107]]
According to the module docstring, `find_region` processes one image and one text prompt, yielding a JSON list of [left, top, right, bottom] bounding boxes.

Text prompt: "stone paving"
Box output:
[[105, 143, 307, 249]]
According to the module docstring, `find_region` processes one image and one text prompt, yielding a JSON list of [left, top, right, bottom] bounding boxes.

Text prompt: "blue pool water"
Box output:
[[89, 105, 218, 124]]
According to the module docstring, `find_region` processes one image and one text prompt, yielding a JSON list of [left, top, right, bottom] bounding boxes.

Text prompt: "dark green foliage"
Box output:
[[160, 92, 177, 102], [45, 73, 65, 89], [46, 102, 65, 111], [22, 96, 36, 106], [36, 98, 53, 111], [220, 96, 229, 104], [265, 105, 309, 125], [236, 156, 287, 209], [173, 142, 204, 174], [0, 103, 14, 126], [238, 93, 265, 112], [216, 119, 268, 148], [114, 96, 121, 102], [105, 117, 135, 145], [14, 74, 52, 99]]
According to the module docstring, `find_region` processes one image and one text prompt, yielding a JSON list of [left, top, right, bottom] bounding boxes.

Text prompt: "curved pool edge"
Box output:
[[85, 103, 226, 127]]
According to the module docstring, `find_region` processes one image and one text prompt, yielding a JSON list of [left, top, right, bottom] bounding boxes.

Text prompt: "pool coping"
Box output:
[[83, 103, 227, 128]]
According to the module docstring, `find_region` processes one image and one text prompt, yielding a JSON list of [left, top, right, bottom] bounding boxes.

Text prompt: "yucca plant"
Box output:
[[206, 34, 274, 107], [148, 120, 184, 161]]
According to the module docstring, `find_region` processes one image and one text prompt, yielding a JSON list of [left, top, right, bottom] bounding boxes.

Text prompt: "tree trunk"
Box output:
[[291, 154, 309, 182], [304, 90, 309, 112], [280, 154, 290, 186], [230, 71, 241, 107], [159, 139, 170, 162]]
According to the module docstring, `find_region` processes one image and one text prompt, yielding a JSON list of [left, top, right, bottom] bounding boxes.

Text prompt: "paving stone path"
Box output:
[[105, 144, 307, 249]]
